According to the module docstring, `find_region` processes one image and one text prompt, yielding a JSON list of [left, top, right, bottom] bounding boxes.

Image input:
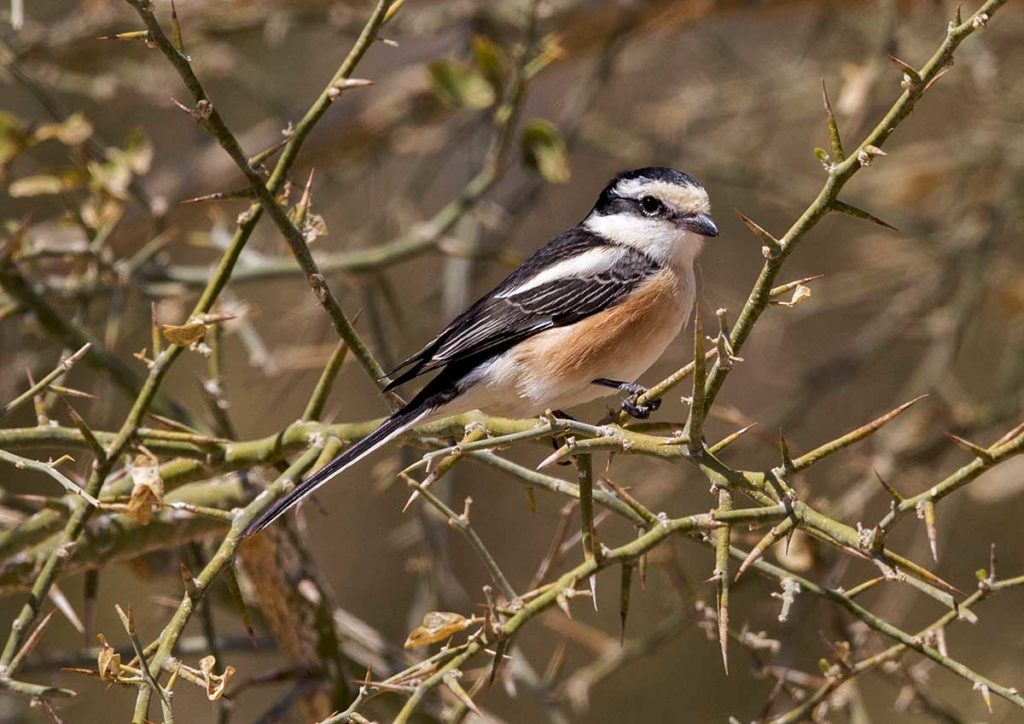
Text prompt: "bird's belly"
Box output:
[[452, 268, 692, 418]]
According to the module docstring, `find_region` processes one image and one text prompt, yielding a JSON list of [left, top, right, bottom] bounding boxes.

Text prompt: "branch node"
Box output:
[[888, 54, 922, 88]]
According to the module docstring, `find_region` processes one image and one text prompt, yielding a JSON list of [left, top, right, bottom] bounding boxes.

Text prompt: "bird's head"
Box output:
[[585, 166, 718, 265]]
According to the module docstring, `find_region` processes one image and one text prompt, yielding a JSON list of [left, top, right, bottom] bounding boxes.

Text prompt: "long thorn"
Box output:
[[736, 517, 796, 581], [708, 423, 757, 455], [821, 78, 845, 162], [945, 432, 993, 462], [873, 469, 904, 504], [715, 488, 732, 674], [919, 499, 939, 562], [791, 395, 927, 471], [831, 199, 898, 231], [735, 210, 782, 257]]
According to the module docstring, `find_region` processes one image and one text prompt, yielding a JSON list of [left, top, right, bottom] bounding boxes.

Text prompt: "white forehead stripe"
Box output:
[[613, 178, 710, 213], [495, 246, 626, 298]]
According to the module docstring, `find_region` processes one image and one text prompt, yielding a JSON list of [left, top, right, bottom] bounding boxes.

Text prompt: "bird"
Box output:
[[243, 166, 718, 536]]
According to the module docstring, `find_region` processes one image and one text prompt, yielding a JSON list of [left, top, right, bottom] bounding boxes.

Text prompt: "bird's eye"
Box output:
[[640, 196, 662, 216]]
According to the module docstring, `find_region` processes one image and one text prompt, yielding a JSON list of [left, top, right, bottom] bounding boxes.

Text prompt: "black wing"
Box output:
[[385, 229, 659, 391]]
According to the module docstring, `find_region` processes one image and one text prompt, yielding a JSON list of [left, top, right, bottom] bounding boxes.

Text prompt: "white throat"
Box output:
[[584, 213, 703, 270]]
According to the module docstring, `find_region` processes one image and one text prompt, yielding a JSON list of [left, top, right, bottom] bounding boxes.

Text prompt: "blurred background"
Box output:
[[1, 0, 1023, 722]]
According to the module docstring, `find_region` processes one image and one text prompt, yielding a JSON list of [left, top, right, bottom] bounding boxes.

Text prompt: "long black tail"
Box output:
[[242, 404, 432, 536]]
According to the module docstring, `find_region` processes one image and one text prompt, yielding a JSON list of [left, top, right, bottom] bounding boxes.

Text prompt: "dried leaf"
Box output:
[[88, 128, 153, 198], [770, 284, 812, 308], [0, 112, 30, 167], [86, 159, 132, 198], [403, 611, 472, 649], [33, 114, 93, 146], [96, 633, 121, 681], [198, 654, 236, 701], [521, 118, 570, 184], [120, 127, 154, 175], [471, 35, 506, 92], [526, 33, 566, 78], [9, 171, 86, 197], [81, 197, 123, 231], [301, 213, 328, 244], [162, 321, 207, 346], [126, 455, 163, 525], [427, 60, 495, 109]]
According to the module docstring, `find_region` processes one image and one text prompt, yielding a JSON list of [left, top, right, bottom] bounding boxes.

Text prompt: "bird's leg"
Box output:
[[592, 378, 661, 420], [549, 409, 576, 465]]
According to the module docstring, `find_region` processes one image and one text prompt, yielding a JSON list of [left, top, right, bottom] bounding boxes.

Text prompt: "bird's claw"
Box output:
[[621, 386, 660, 419], [550, 409, 575, 465]]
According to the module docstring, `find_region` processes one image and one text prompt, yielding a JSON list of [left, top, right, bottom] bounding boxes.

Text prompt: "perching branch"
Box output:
[[2, 2, 1020, 722]]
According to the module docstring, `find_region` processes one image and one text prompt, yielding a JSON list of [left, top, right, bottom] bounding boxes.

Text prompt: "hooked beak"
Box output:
[[681, 212, 719, 238]]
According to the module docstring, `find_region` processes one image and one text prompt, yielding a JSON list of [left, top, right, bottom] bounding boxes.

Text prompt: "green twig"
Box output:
[[1, 344, 91, 419], [132, 444, 324, 720], [0, 450, 99, 507], [702, 0, 1011, 413], [301, 339, 351, 422], [124, 0, 396, 396]]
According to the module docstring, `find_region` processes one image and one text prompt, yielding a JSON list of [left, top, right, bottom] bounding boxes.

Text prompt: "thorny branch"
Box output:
[[1, 0, 399, 713], [123, 0, 396, 396], [700, 0, 1011, 414], [1, 1, 1021, 722]]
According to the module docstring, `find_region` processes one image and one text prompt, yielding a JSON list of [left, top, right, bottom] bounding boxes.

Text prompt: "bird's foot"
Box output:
[[593, 378, 661, 419], [621, 389, 661, 419], [549, 409, 575, 465]]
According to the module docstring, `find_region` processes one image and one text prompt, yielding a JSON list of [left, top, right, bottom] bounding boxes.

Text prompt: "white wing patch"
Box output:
[[495, 246, 625, 298], [434, 315, 505, 357]]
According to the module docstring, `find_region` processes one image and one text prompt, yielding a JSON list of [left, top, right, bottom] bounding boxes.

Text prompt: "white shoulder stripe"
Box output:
[[495, 246, 624, 298]]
